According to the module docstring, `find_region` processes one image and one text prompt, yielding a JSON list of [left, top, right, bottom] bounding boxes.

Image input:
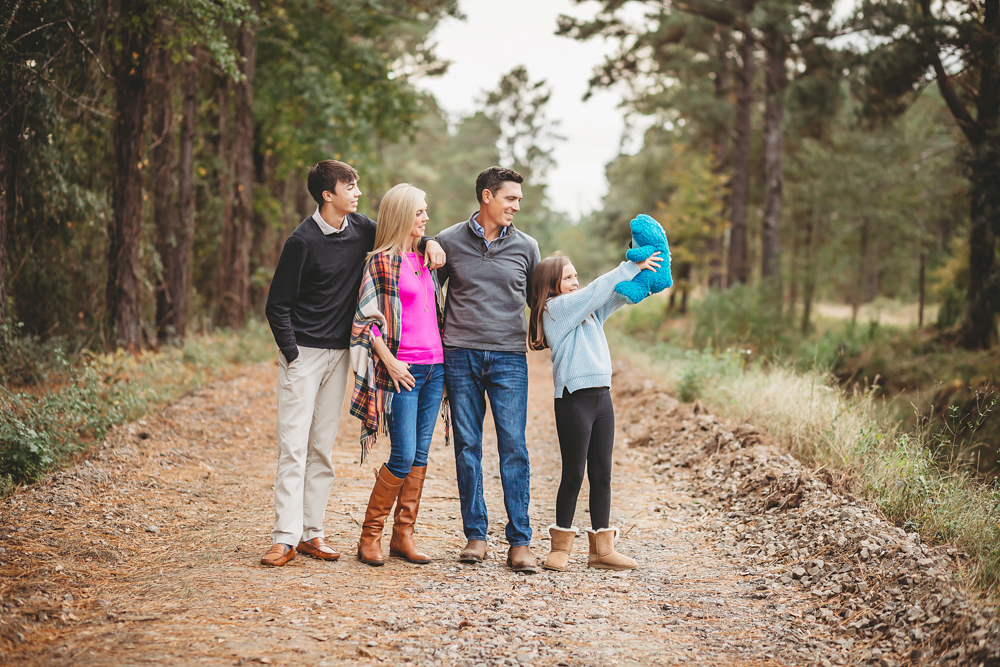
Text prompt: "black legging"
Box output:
[[553, 386, 615, 530]]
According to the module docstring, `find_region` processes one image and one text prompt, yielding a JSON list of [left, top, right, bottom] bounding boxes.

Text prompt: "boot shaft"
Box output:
[[361, 465, 404, 533]]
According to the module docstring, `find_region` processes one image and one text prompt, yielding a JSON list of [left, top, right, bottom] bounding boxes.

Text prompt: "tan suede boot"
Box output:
[[389, 465, 431, 564], [357, 465, 404, 566], [542, 525, 578, 572], [586, 527, 638, 570]]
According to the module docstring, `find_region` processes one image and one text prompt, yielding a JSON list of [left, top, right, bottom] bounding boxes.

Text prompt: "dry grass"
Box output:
[[609, 330, 1000, 595]]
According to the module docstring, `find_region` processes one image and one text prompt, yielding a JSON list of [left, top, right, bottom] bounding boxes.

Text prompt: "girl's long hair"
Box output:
[[370, 183, 427, 257], [527, 254, 570, 351]]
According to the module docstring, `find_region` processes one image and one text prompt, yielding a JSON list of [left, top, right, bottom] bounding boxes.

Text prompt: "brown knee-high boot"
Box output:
[[357, 465, 404, 567], [389, 465, 431, 564]]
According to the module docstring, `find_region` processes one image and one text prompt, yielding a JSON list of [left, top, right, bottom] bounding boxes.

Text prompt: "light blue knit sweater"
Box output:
[[542, 261, 642, 398]]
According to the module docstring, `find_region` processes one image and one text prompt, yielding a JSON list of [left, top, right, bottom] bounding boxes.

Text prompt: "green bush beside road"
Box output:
[[0, 321, 274, 496]]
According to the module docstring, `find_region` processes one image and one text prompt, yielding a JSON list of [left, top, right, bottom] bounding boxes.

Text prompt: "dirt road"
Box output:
[[2, 352, 986, 666]]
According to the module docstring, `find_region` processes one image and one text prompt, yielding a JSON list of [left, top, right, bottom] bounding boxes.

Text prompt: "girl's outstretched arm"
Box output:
[[545, 262, 641, 344], [593, 251, 665, 323]]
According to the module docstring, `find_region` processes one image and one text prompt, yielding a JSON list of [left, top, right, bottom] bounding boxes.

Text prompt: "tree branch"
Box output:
[[919, 0, 979, 143], [9, 17, 67, 44], [0, 0, 22, 44], [669, 0, 750, 32], [65, 21, 111, 79], [929, 44, 979, 144]]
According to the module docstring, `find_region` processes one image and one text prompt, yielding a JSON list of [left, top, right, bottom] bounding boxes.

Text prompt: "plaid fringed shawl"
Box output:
[[349, 251, 449, 465]]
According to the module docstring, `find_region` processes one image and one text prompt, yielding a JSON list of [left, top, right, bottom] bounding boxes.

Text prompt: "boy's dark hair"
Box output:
[[307, 160, 359, 204], [475, 166, 523, 203]]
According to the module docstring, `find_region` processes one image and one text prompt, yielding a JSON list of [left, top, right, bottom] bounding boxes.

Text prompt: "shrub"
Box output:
[[690, 284, 789, 356], [936, 284, 964, 329], [0, 321, 71, 387], [0, 321, 274, 494]]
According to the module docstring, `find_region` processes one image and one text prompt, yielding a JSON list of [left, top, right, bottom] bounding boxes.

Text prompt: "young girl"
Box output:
[[527, 251, 663, 571], [350, 183, 447, 567]]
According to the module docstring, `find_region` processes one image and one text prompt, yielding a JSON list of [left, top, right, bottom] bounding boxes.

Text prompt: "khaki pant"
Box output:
[[272, 346, 350, 546]]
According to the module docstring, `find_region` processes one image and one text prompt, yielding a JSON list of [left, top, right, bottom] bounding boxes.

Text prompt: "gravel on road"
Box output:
[[0, 353, 995, 666]]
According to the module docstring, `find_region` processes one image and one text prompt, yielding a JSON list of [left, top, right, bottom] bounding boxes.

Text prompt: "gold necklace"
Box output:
[[402, 253, 429, 312], [402, 252, 422, 276]]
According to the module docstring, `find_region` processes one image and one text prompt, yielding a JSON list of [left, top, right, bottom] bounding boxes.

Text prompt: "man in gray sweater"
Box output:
[[436, 167, 541, 573]]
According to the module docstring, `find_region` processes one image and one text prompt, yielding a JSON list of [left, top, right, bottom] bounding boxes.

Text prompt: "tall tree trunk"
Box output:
[[218, 0, 258, 328], [852, 218, 870, 326], [727, 27, 754, 287], [918, 242, 926, 328], [760, 32, 785, 293], [248, 150, 271, 311], [787, 208, 802, 323], [963, 145, 1000, 347], [801, 209, 818, 336], [957, 0, 999, 348], [678, 263, 692, 314], [709, 28, 730, 291], [151, 45, 178, 343], [106, 0, 150, 351], [0, 121, 9, 325], [213, 76, 232, 318], [173, 58, 197, 341]]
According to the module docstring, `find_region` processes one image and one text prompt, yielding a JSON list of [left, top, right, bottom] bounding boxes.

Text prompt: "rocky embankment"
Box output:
[[614, 360, 1000, 667]]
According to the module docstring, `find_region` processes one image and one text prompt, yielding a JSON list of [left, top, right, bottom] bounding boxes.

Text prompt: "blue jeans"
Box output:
[[444, 348, 531, 547], [386, 363, 445, 479]]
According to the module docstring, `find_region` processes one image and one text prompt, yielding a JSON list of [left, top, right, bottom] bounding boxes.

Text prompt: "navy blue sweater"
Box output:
[[265, 213, 377, 362]]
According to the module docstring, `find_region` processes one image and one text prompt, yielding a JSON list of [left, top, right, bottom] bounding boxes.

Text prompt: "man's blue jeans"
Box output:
[[444, 348, 531, 547], [386, 363, 445, 479]]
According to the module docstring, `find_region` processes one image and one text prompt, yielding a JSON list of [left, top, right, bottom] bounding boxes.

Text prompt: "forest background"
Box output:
[[2, 0, 1000, 587]]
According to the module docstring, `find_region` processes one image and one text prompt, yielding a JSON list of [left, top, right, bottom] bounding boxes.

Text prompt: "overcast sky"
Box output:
[[416, 1, 645, 219]]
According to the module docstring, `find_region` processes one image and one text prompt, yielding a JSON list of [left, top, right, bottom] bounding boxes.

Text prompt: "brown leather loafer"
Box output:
[[458, 539, 488, 564], [507, 545, 537, 574], [296, 537, 341, 561], [260, 543, 295, 567]]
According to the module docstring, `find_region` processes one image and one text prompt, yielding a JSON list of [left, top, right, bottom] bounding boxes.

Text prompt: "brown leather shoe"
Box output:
[[458, 539, 488, 564], [260, 543, 295, 567], [296, 537, 341, 561], [389, 466, 431, 564], [357, 465, 404, 567], [507, 545, 537, 574]]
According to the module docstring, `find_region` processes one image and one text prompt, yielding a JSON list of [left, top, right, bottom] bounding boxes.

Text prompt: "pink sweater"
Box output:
[[374, 253, 443, 365]]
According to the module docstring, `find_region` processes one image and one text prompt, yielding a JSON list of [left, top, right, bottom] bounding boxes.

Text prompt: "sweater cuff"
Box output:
[[623, 261, 642, 279], [281, 346, 299, 364]]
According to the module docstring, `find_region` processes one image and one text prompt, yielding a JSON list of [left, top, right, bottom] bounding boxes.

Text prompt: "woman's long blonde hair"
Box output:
[[370, 183, 427, 257]]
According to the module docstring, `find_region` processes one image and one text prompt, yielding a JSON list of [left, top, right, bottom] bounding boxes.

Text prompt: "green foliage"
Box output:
[[0, 322, 71, 387], [936, 285, 964, 330], [0, 322, 273, 496], [691, 284, 787, 353], [676, 349, 743, 402], [254, 0, 459, 185], [377, 99, 502, 233], [785, 90, 966, 309], [377, 69, 570, 258]]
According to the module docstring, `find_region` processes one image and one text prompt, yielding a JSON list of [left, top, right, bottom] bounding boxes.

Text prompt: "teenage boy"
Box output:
[[436, 166, 541, 573], [261, 160, 445, 567]]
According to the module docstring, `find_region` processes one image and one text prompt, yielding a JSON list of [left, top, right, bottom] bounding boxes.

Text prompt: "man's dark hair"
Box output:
[[308, 160, 359, 204], [476, 166, 523, 204]]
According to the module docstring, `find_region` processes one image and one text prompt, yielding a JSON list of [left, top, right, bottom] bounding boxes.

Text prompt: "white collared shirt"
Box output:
[[312, 206, 348, 235]]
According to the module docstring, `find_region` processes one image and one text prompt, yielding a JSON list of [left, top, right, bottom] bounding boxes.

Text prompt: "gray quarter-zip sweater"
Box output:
[[435, 212, 541, 352]]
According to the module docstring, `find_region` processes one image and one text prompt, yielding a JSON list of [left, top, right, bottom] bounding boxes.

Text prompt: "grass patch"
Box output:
[[607, 326, 1000, 594], [0, 320, 274, 495]]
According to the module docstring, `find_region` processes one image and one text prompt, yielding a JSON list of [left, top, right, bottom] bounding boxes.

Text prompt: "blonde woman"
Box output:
[[350, 183, 447, 567]]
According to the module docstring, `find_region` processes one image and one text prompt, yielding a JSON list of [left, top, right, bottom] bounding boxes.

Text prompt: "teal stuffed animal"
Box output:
[[614, 214, 673, 304]]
